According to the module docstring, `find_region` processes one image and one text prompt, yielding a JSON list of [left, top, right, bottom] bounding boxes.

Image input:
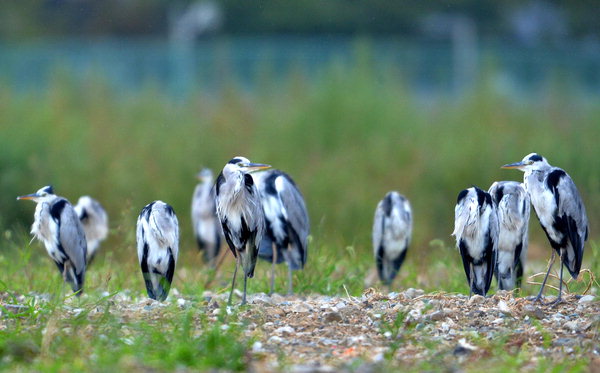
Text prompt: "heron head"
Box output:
[[501, 153, 549, 172], [197, 168, 213, 182], [224, 156, 271, 174], [17, 185, 56, 203]]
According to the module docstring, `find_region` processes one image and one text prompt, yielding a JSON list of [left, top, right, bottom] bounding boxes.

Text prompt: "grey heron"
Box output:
[[254, 169, 310, 295], [191, 168, 221, 265], [17, 186, 87, 295], [372, 191, 412, 286], [215, 156, 270, 305], [74, 196, 109, 265], [488, 181, 530, 291], [452, 186, 498, 296], [502, 153, 588, 303], [136, 201, 179, 301]]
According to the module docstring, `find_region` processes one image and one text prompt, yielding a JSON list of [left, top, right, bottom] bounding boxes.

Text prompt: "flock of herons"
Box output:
[[16, 152, 589, 306]]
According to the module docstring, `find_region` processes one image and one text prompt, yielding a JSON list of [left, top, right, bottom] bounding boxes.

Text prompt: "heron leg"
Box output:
[[62, 261, 70, 283], [242, 272, 248, 306], [533, 250, 556, 303], [269, 244, 277, 295], [287, 264, 293, 295], [547, 252, 565, 306], [468, 262, 473, 298], [228, 255, 240, 306]]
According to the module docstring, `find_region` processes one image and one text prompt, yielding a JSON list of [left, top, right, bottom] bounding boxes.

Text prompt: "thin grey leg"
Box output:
[[548, 252, 565, 306], [242, 273, 248, 305], [228, 255, 239, 306], [533, 251, 556, 303], [270, 244, 277, 295], [287, 264, 293, 295], [469, 262, 473, 298]]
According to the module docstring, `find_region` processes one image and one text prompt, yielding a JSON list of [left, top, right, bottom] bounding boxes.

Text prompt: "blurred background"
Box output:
[[1, 1, 599, 280]]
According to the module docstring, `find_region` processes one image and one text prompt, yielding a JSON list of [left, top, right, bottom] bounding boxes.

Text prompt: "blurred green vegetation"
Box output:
[[1, 56, 599, 261]]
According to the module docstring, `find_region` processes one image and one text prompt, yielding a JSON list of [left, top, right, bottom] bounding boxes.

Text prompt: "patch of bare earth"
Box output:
[[234, 289, 599, 371], [1, 289, 599, 371]]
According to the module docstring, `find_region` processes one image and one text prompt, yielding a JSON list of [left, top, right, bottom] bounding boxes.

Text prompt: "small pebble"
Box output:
[[578, 295, 595, 304]]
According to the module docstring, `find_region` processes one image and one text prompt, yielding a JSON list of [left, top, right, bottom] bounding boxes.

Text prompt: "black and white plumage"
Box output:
[[372, 191, 412, 286], [191, 168, 221, 265], [254, 169, 310, 295], [215, 156, 270, 305], [452, 187, 498, 297], [136, 201, 179, 301], [17, 186, 87, 294], [74, 196, 109, 265], [502, 153, 588, 303], [488, 181, 530, 291]]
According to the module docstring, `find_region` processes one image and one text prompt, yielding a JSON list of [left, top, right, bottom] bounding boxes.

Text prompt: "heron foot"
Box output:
[[528, 295, 544, 303], [543, 297, 563, 307]]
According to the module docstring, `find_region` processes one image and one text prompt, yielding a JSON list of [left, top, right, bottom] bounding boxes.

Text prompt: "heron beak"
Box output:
[[17, 193, 39, 201], [243, 163, 271, 173], [501, 161, 526, 170]]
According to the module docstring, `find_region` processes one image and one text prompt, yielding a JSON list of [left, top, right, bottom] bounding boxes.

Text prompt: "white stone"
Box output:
[[275, 326, 295, 335], [578, 295, 595, 304], [497, 300, 511, 314]]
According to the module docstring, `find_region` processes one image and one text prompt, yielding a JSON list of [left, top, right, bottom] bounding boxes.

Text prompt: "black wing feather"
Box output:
[[483, 229, 496, 294], [243, 173, 254, 194], [220, 219, 237, 257], [140, 242, 156, 300], [458, 239, 472, 288]]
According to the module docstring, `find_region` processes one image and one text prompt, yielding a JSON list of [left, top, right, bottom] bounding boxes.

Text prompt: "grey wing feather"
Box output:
[[556, 174, 588, 239], [190, 184, 202, 232], [279, 177, 309, 267], [279, 177, 310, 246], [150, 205, 180, 262], [372, 200, 384, 255], [58, 204, 87, 273]]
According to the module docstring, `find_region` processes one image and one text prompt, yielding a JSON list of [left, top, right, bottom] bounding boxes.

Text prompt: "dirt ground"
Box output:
[[2, 288, 599, 372], [220, 288, 599, 371]]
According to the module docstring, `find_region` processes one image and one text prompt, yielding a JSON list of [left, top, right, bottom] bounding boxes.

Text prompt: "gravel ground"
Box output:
[[2, 289, 599, 372], [234, 289, 600, 371]]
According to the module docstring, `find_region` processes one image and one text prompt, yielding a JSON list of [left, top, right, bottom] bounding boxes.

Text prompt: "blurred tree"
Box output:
[[0, 0, 598, 41]]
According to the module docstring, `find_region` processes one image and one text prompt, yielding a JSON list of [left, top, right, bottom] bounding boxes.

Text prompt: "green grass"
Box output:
[[1, 54, 599, 371]]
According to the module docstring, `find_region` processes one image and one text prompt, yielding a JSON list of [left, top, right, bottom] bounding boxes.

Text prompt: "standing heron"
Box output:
[[74, 196, 109, 265], [17, 186, 87, 294], [502, 153, 588, 303], [254, 169, 310, 295], [488, 181, 530, 290], [215, 156, 270, 305], [452, 187, 498, 297], [372, 191, 412, 286], [191, 168, 221, 266], [136, 201, 179, 301]]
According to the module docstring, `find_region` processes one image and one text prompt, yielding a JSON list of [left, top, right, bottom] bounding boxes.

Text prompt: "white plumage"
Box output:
[[502, 153, 588, 302], [18, 186, 87, 294], [254, 169, 310, 294], [74, 195, 109, 265], [452, 186, 498, 296], [191, 168, 221, 265], [372, 191, 412, 285], [136, 201, 179, 301], [215, 156, 270, 305], [488, 181, 530, 290]]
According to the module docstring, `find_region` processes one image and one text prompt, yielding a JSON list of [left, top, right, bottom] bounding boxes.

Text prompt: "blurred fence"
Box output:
[[1, 36, 600, 99]]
